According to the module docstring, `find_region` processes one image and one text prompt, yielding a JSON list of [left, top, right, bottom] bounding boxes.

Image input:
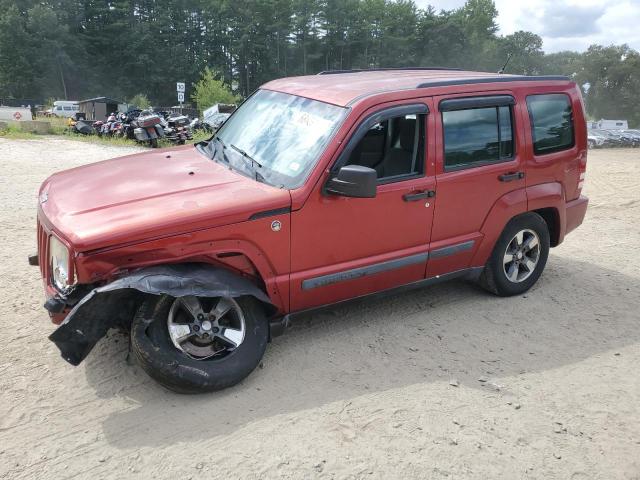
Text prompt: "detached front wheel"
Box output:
[[131, 295, 268, 393]]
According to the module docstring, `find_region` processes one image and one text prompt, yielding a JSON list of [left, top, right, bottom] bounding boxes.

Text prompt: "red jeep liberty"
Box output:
[[34, 69, 588, 393]]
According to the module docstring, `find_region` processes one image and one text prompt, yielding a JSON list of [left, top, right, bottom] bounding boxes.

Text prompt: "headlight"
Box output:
[[49, 236, 73, 291]]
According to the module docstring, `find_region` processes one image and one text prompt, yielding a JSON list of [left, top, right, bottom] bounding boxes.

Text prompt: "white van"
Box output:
[[596, 119, 628, 130], [52, 101, 79, 118]]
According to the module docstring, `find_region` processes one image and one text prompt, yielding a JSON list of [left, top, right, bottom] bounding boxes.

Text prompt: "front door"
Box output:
[[290, 100, 437, 311]]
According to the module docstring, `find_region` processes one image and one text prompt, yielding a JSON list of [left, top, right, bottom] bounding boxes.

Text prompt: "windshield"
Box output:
[[211, 89, 347, 188]]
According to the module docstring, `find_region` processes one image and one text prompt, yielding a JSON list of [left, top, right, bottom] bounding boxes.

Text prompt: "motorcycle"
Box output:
[[93, 113, 119, 137], [109, 118, 125, 137], [161, 112, 193, 145], [92, 120, 105, 136], [130, 110, 165, 148], [189, 117, 213, 134]]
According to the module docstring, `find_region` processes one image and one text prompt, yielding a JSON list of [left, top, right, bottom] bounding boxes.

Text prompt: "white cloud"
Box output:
[[412, 0, 640, 52]]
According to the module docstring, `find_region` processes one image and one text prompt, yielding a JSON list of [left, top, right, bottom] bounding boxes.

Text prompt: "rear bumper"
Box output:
[[565, 195, 589, 236]]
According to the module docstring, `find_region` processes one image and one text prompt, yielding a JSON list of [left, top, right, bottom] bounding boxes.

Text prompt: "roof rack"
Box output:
[[317, 67, 462, 75], [415, 75, 571, 89]]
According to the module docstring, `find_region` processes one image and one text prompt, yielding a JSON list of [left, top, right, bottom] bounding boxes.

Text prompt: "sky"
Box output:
[[413, 0, 640, 53]]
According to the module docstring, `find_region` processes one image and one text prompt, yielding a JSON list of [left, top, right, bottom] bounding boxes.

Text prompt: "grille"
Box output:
[[37, 218, 50, 282]]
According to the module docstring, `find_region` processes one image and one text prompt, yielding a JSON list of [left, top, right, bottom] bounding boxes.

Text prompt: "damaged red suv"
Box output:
[[34, 69, 588, 393]]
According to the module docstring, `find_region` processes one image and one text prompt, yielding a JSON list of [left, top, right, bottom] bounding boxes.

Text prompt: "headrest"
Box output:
[[396, 117, 416, 151]]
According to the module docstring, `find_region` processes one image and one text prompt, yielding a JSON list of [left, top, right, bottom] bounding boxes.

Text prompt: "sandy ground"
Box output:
[[0, 137, 639, 480]]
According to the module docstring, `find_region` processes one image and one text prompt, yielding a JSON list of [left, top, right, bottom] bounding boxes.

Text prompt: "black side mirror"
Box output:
[[325, 165, 377, 198]]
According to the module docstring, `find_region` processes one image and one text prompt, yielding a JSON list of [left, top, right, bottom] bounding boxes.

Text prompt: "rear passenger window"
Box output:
[[527, 94, 574, 154], [443, 106, 513, 170]]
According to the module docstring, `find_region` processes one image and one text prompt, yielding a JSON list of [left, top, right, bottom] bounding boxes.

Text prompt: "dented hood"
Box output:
[[38, 145, 291, 252]]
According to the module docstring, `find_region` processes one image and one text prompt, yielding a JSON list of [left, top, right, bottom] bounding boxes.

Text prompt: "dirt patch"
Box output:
[[1, 138, 639, 479]]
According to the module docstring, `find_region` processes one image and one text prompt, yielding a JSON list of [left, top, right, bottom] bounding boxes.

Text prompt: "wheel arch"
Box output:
[[471, 183, 565, 268], [470, 188, 528, 267], [531, 207, 560, 247], [76, 237, 289, 313], [527, 182, 566, 246], [49, 263, 276, 366]]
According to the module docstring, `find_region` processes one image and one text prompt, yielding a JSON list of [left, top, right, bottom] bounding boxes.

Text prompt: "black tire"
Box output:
[[131, 295, 268, 393], [479, 212, 550, 296]]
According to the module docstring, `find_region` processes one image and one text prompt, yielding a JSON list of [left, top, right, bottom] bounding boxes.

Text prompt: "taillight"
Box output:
[[577, 171, 585, 193], [577, 150, 587, 195]]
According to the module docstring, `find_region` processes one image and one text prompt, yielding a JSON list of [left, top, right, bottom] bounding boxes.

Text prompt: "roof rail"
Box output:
[[415, 75, 571, 89], [317, 67, 462, 75]]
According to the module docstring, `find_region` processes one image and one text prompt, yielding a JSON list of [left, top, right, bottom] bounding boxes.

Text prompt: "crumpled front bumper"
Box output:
[[45, 263, 276, 366]]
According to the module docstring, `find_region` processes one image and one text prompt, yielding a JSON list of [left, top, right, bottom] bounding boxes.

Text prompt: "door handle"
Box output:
[[498, 171, 525, 182], [403, 190, 435, 202]]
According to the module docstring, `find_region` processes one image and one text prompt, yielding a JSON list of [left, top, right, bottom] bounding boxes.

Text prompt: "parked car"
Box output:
[[189, 116, 214, 134], [34, 69, 588, 393], [203, 112, 230, 131], [602, 129, 638, 147], [587, 131, 606, 148], [591, 129, 624, 148], [621, 129, 640, 147]]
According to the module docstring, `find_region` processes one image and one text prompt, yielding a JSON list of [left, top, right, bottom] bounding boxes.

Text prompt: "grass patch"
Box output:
[[48, 117, 70, 135], [0, 123, 38, 139]]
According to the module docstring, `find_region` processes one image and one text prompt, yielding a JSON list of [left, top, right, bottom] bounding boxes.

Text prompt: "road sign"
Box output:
[[177, 92, 185, 103], [176, 82, 185, 93]]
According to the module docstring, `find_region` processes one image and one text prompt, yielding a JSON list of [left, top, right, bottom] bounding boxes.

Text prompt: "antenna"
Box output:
[[498, 53, 513, 74]]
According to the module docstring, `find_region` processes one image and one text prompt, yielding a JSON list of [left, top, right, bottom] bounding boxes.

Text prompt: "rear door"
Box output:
[[428, 92, 527, 277]]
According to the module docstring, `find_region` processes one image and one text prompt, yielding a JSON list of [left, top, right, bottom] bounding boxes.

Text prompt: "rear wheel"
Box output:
[[480, 212, 550, 296], [131, 294, 268, 393]]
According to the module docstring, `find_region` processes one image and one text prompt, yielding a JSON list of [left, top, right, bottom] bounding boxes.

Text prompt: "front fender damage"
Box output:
[[48, 263, 274, 366]]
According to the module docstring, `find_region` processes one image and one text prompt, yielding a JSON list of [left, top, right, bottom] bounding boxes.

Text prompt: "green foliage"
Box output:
[[0, 0, 639, 125], [191, 68, 239, 113], [0, 122, 37, 139], [128, 94, 151, 109]]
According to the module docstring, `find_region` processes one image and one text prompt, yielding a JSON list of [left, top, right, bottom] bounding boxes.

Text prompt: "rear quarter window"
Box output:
[[527, 94, 574, 155]]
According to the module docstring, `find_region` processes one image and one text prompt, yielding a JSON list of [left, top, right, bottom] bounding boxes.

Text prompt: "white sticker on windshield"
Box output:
[[291, 110, 333, 130]]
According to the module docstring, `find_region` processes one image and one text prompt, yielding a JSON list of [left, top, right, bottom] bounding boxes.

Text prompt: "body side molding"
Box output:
[[290, 267, 483, 320], [301, 240, 477, 291]]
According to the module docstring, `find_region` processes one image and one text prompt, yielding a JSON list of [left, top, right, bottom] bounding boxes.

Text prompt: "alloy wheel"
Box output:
[[167, 296, 246, 360], [502, 229, 541, 283]]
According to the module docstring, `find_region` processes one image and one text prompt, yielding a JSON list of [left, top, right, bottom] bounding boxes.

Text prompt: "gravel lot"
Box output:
[[1, 137, 639, 480]]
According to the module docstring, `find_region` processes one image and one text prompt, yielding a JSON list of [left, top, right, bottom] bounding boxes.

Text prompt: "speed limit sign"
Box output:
[[176, 82, 185, 93]]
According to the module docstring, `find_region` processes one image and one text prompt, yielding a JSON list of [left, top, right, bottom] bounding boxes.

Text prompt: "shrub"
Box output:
[[191, 68, 239, 114]]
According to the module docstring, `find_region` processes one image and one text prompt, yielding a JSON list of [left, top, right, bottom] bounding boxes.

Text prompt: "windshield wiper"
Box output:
[[229, 144, 266, 182], [229, 144, 263, 169]]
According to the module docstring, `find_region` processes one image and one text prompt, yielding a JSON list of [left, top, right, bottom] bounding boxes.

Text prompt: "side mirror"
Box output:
[[325, 165, 377, 198]]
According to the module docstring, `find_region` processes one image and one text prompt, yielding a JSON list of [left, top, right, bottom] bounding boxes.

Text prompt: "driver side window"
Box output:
[[347, 113, 425, 182]]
